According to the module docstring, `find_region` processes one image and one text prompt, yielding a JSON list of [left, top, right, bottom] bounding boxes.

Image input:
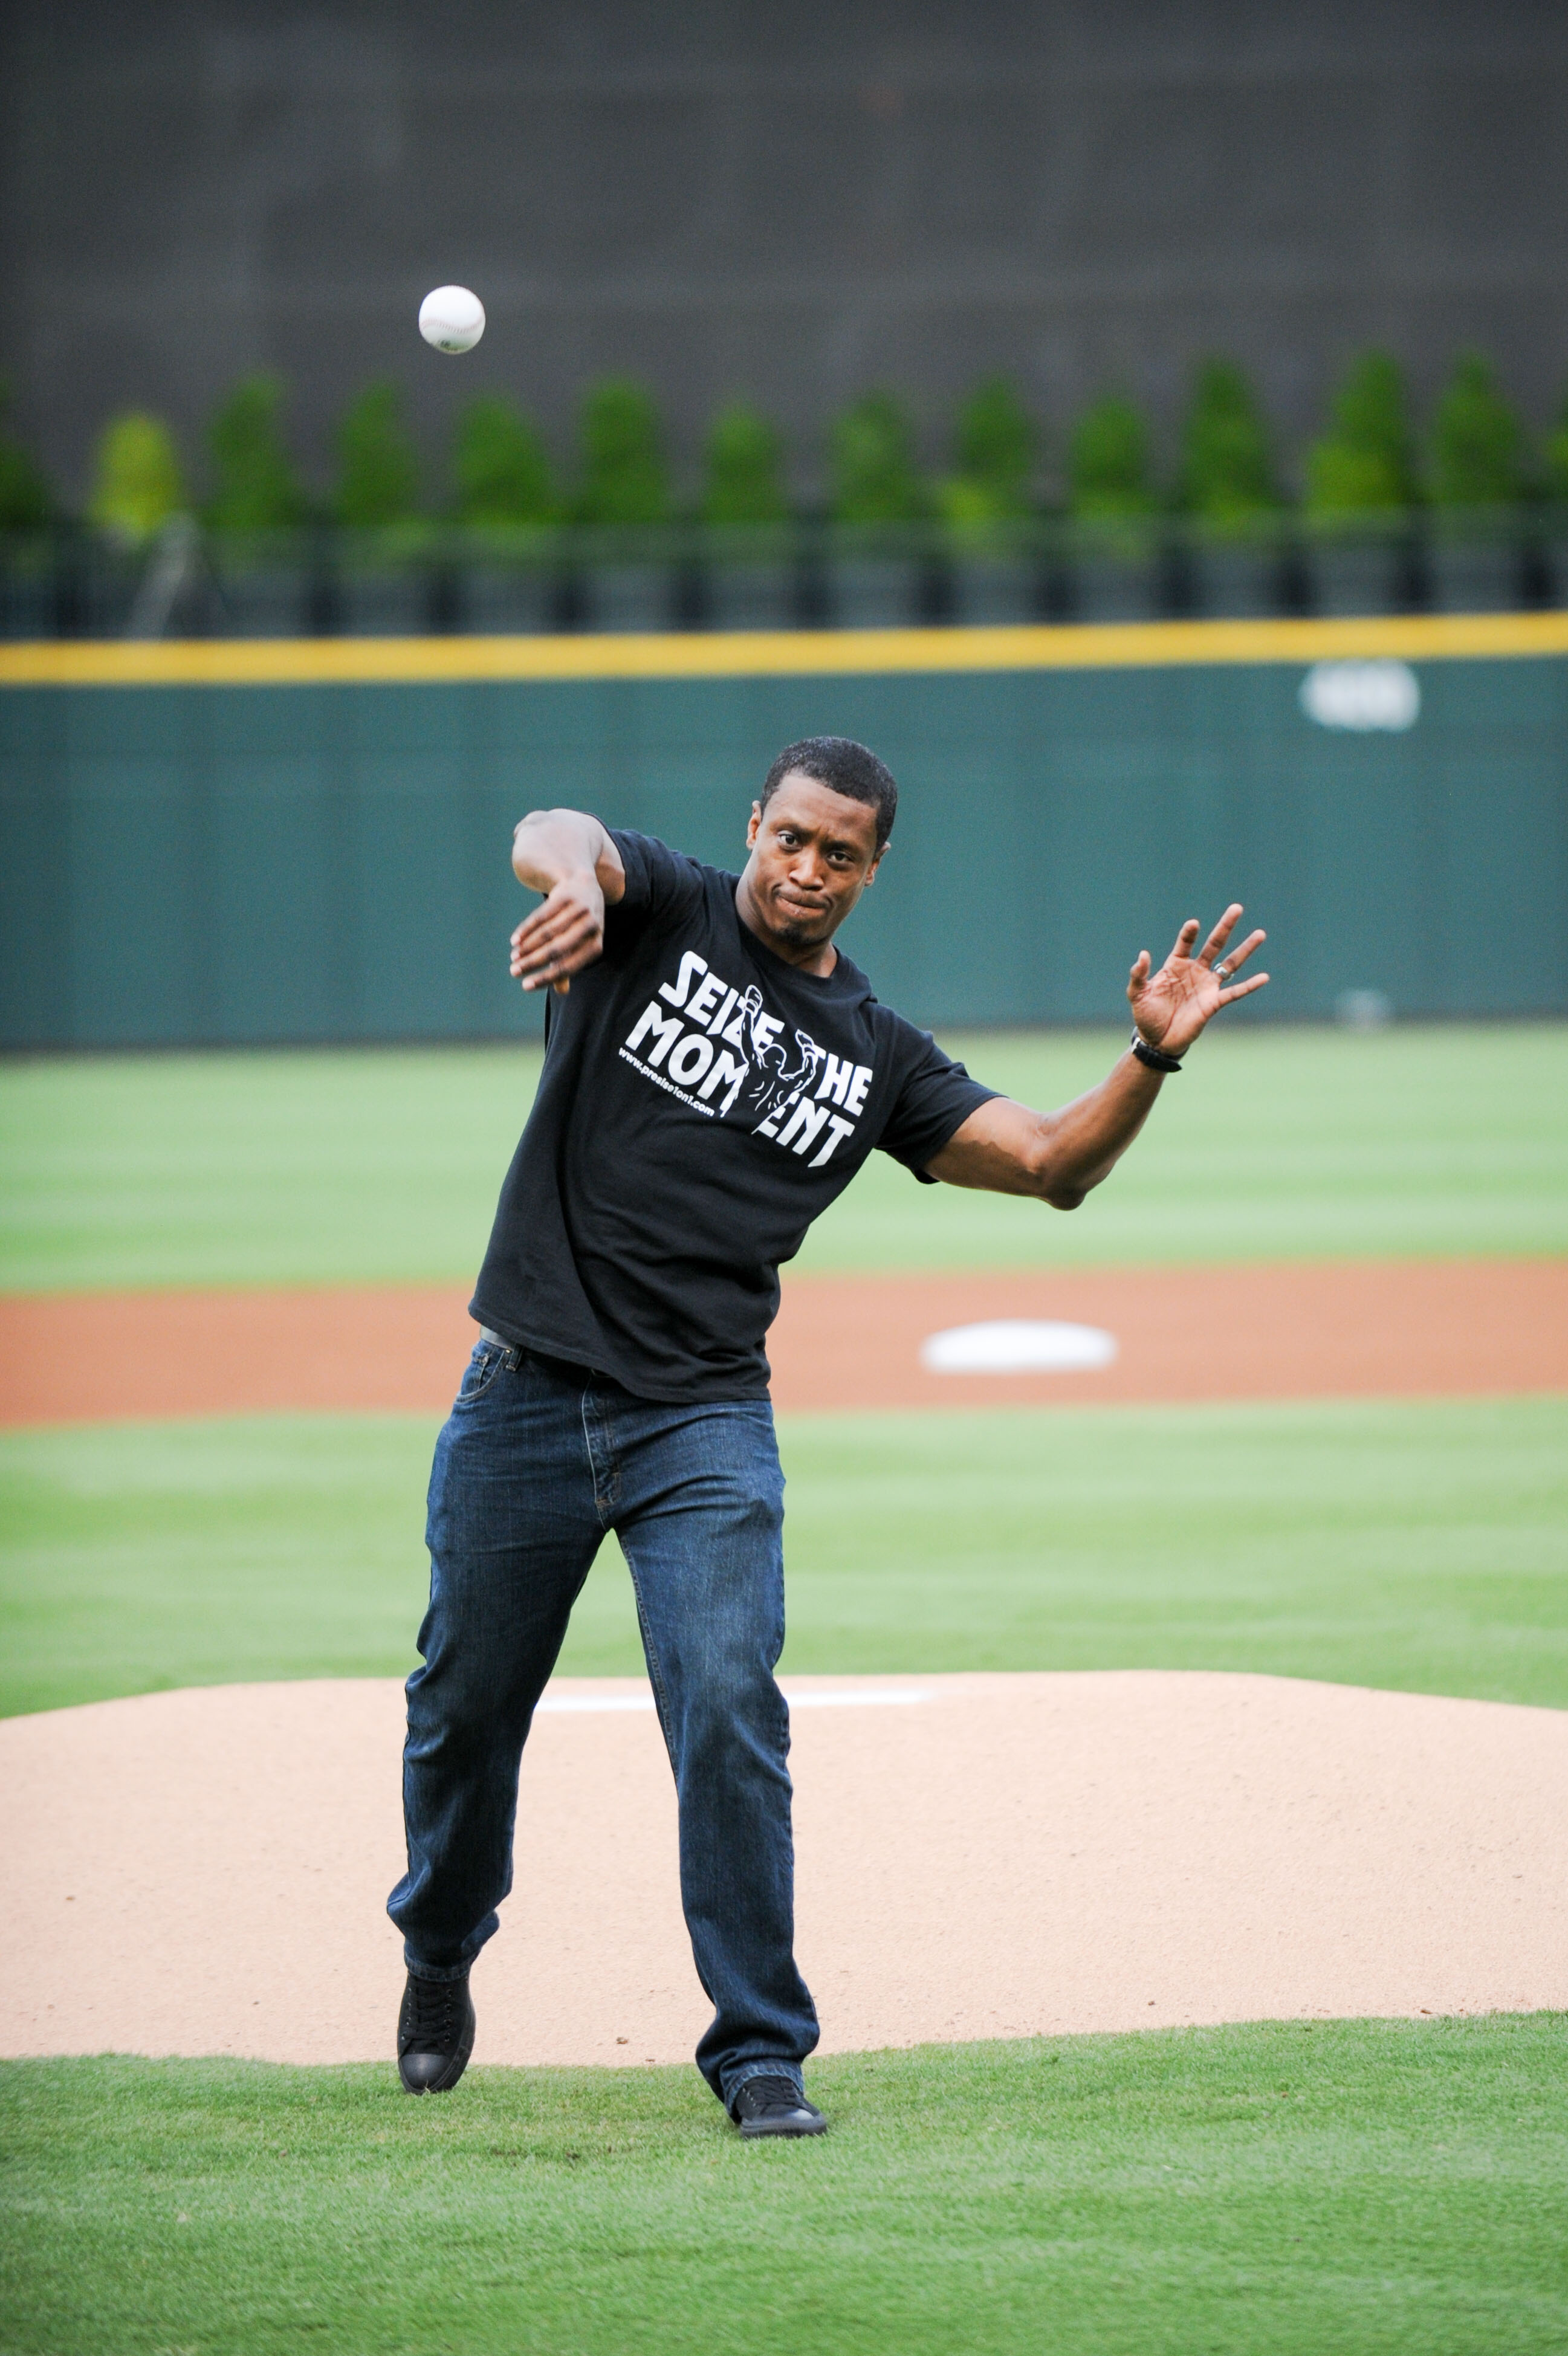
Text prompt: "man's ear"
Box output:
[[746, 800, 762, 849]]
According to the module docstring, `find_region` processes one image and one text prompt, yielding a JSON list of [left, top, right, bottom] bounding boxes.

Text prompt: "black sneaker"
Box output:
[[397, 1968, 475, 2094], [730, 2075, 826, 2138]]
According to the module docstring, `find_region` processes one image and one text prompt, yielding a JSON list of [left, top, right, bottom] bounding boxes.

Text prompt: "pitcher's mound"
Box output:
[[4, 1672, 1565, 2066]]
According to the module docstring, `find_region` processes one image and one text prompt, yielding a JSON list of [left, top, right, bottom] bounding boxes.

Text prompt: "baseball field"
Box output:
[[3, 1021, 1567, 2353]]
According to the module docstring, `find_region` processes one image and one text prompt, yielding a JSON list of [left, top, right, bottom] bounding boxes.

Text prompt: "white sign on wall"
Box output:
[[1300, 661, 1421, 732]]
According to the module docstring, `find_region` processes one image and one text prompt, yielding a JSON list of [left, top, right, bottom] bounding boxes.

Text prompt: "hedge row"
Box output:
[[4, 351, 1567, 540]]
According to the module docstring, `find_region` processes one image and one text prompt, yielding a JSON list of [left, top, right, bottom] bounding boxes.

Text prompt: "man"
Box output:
[[387, 736, 1266, 2136]]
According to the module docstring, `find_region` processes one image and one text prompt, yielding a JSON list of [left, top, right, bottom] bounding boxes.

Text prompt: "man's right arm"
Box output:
[[508, 810, 627, 995]]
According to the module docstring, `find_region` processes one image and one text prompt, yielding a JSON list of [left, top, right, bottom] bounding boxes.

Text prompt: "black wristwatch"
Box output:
[[1130, 1029, 1183, 1073]]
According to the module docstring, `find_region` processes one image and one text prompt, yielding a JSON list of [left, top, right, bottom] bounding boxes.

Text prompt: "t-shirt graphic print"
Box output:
[[620, 952, 873, 1168], [472, 830, 997, 1403]]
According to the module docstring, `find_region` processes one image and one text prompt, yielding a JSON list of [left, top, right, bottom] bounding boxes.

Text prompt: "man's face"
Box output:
[[743, 774, 883, 951]]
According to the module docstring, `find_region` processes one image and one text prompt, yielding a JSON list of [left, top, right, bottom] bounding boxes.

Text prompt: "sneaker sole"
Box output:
[[737, 2113, 827, 2138]]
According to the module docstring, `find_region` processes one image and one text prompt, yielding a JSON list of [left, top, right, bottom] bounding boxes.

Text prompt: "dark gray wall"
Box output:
[[4, 0, 1567, 505]]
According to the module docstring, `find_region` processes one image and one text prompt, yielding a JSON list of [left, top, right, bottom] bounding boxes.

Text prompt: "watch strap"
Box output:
[[1130, 1029, 1183, 1073]]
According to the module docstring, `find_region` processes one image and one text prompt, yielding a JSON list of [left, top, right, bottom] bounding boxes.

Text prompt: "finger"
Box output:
[[513, 910, 599, 971], [1127, 950, 1150, 990], [519, 928, 604, 989], [512, 899, 586, 955], [1217, 971, 1269, 1003], [514, 936, 594, 982], [1211, 927, 1266, 980], [1168, 918, 1200, 962], [520, 944, 598, 991], [1197, 904, 1244, 966]]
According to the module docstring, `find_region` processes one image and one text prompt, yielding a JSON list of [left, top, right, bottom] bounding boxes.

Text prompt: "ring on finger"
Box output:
[[1214, 962, 1233, 983]]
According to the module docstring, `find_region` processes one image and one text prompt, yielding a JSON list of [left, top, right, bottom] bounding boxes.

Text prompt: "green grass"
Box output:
[[4, 2021, 1565, 2355], [4, 1396, 1564, 1720], [0, 1045, 537, 1295], [4, 1025, 1566, 1292], [5, 1034, 1566, 2349]]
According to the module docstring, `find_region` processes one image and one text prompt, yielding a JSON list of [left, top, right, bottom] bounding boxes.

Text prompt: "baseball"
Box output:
[[418, 285, 485, 355]]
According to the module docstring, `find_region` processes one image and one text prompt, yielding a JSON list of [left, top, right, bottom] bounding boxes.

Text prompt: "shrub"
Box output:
[[1429, 352, 1525, 508], [1068, 395, 1158, 520], [575, 380, 670, 526], [205, 375, 308, 531], [829, 392, 925, 525], [939, 377, 1035, 523], [453, 396, 555, 525], [332, 382, 420, 527], [701, 404, 789, 525], [0, 381, 54, 529], [1304, 351, 1417, 515], [1178, 358, 1278, 522], [88, 413, 186, 540]]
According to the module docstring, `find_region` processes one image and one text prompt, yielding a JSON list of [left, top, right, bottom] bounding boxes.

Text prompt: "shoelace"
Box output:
[[404, 1976, 462, 2047], [739, 2076, 803, 2112]]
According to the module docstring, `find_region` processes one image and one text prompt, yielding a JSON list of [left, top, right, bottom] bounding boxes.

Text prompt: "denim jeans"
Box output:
[[386, 1339, 819, 2109]]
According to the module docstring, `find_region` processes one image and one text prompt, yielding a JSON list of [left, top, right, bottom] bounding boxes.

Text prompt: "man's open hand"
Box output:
[[510, 869, 607, 995], [1128, 905, 1269, 1058]]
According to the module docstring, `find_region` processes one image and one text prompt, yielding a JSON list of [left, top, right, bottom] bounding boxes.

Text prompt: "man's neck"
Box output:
[[734, 875, 839, 977]]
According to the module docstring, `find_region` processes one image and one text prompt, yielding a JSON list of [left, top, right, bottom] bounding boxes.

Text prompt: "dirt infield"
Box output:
[[2, 1258, 1566, 1426], [5, 1670, 1564, 2067]]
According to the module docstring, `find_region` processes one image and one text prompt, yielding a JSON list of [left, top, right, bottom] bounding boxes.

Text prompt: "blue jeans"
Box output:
[[386, 1339, 819, 2109]]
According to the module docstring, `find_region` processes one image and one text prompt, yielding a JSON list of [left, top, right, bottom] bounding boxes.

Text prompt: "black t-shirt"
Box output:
[[471, 830, 997, 1402]]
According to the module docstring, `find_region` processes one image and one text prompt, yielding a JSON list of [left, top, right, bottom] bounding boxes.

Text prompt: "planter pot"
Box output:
[[828, 556, 923, 629], [210, 546, 313, 637], [445, 529, 558, 634], [705, 560, 795, 630], [948, 554, 1038, 626], [0, 542, 55, 639], [1544, 539, 1568, 609], [462, 565, 557, 634], [1067, 530, 1162, 621], [582, 562, 675, 632], [339, 570, 430, 635], [1058, 523, 1164, 621], [334, 531, 442, 636], [1308, 537, 1411, 617], [697, 528, 795, 631], [79, 542, 143, 636], [1428, 540, 1524, 614], [1188, 542, 1286, 618]]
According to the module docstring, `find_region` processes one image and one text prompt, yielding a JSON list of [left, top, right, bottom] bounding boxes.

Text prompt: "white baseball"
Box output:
[[418, 286, 485, 355]]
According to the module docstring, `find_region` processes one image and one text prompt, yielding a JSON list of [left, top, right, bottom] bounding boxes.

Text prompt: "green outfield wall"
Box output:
[[2, 618, 1565, 1049]]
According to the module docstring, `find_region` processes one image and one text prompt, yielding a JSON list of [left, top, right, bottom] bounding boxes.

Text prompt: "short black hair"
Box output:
[[757, 736, 898, 853]]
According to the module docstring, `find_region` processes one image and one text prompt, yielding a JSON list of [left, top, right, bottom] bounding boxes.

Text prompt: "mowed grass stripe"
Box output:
[[3, 1025, 1566, 1293], [3, 1396, 1564, 1720], [4, 2021, 1566, 2356]]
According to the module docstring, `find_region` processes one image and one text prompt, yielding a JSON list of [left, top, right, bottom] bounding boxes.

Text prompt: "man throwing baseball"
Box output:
[[387, 736, 1267, 2135]]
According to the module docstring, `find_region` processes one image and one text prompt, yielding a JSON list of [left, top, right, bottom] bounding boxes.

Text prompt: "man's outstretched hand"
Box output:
[[508, 811, 627, 995], [509, 870, 607, 995], [1128, 905, 1269, 1058]]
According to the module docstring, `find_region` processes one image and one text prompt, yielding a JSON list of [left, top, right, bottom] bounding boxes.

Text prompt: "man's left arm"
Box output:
[[927, 905, 1268, 1209]]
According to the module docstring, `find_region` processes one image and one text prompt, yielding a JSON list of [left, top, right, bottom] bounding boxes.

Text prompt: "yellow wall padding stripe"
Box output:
[[3, 610, 1568, 688]]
